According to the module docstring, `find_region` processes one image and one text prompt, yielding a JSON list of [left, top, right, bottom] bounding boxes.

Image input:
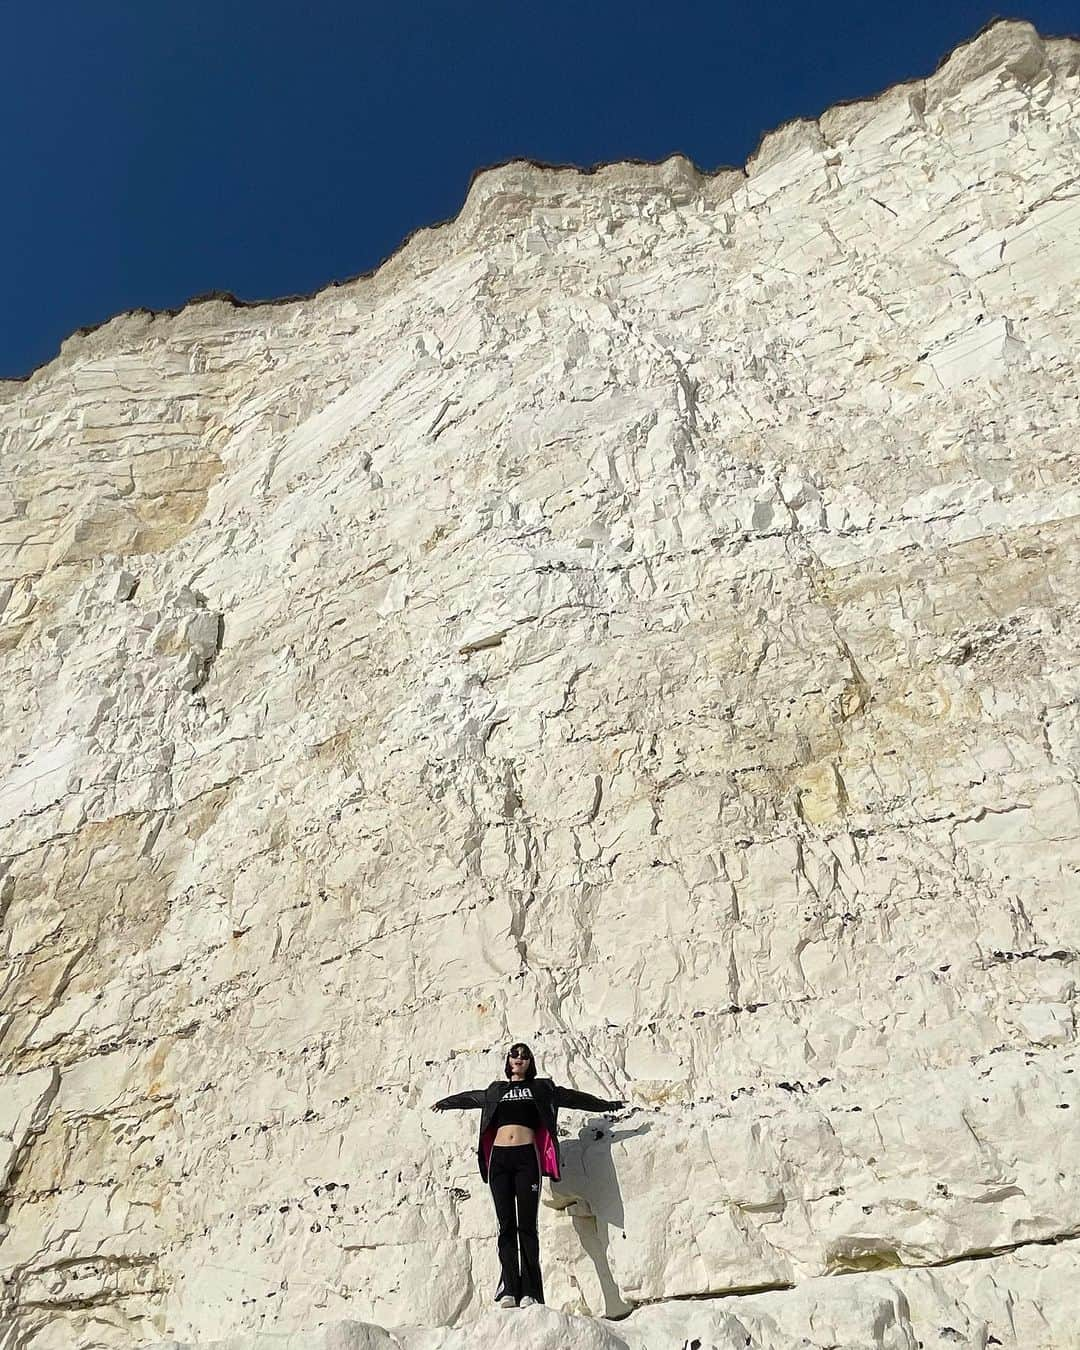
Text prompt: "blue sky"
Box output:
[[3, 1, 1075, 378]]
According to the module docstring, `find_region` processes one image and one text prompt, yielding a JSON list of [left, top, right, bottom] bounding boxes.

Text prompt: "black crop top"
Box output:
[[493, 1083, 540, 1128]]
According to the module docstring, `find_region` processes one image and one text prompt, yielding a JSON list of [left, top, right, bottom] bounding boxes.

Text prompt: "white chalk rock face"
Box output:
[[2, 18, 1079, 1349]]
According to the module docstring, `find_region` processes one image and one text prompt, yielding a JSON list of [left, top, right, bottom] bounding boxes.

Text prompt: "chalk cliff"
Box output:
[[2, 19, 1079, 1349]]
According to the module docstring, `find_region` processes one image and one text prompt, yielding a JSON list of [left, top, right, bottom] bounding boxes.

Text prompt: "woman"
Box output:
[[432, 1042, 624, 1308]]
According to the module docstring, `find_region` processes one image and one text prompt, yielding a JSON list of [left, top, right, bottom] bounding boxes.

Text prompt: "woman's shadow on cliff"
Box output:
[[545, 1113, 650, 1316]]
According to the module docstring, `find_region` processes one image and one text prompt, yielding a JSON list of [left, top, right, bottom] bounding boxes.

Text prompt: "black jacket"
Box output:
[[434, 1077, 621, 1181]]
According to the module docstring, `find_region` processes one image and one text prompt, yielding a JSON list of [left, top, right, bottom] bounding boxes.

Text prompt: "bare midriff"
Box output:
[[493, 1124, 536, 1147]]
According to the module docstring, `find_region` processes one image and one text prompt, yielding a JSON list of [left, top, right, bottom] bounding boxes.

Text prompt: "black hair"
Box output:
[[504, 1041, 537, 1080]]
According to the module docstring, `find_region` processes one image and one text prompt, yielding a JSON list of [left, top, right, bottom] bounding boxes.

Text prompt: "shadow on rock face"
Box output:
[[545, 1117, 652, 1316]]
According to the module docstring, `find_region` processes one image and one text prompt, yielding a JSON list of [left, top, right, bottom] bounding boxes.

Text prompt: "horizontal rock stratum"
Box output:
[[2, 18, 1080, 1350]]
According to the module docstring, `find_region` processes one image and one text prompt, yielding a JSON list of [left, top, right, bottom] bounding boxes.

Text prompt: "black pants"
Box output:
[[489, 1144, 544, 1304]]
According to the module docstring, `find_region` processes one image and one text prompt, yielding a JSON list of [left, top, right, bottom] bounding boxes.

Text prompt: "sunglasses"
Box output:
[[509, 1051, 531, 1060]]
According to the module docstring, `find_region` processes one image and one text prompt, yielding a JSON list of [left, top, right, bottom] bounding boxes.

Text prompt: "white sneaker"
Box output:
[[520, 1297, 539, 1307], [497, 1295, 517, 1308]]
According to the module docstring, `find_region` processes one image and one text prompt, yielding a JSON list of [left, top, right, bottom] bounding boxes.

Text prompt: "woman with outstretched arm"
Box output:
[[432, 1041, 624, 1309]]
